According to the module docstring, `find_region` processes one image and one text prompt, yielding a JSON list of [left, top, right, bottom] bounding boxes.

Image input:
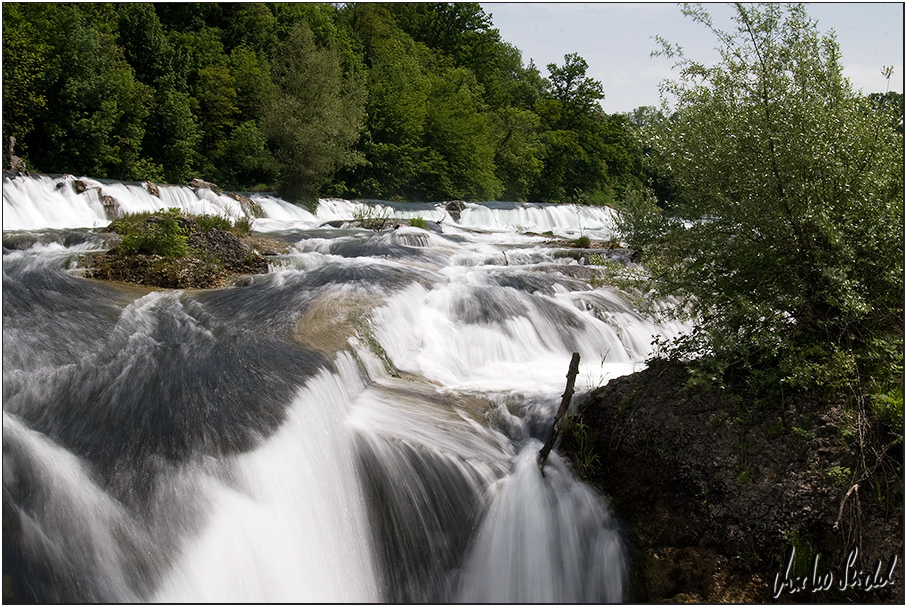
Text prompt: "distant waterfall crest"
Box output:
[[3, 174, 618, 240]]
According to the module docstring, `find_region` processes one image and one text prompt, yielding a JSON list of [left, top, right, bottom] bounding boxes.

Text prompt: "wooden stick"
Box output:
[[538, 352, 581, 471]]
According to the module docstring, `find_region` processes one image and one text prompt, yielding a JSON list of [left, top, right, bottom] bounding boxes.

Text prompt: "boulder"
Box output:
[[145, 181, 161, 197], [227, 192, 262, 218], [188, 226, 268, 274], [100, 195, 120, 221], [565, 359, 903, 603], [6, 136, 29, 176], [85, 214, 270, 289], [187, 178, 222, 195], [444, 200, 467, 221]]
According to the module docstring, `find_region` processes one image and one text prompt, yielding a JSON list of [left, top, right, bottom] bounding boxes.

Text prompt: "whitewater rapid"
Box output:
[[3, 173, 688, 602]]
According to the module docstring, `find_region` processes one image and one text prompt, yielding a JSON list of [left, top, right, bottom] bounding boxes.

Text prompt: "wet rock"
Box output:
[[145, 181, 160, 197], [99, 195, 120, 221], [85, 214, 270, 289], [188, 227, 268, 275], [187, 178, 222, 195], [444, 200, 466, 221], [6, 136, 29, 176], [226, 192, 262, 218]]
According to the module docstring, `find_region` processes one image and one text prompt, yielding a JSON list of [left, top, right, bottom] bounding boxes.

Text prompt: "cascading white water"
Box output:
[[152, 353, 379, 603], [3, 174, 689, 603], [454, 446, 626, 603]]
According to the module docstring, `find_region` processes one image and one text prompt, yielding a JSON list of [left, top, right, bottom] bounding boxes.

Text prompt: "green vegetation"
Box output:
[[615, 2, 903, 506], [409, 216, 427, 230], [571, 235, 591, 249], [118, 208, 190, 257], [2, 2, 642, 205], [563, 416, 601, 477], [351, 206, 392, 231], [111, 208, 254, 257]]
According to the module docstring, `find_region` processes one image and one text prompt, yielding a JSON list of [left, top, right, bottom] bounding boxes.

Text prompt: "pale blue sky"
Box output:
[[482, 2, 905, 114]]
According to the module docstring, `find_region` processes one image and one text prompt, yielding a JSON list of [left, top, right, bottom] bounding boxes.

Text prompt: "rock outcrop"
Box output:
[[227, 192, 262, 218], [444, 200, 466, 221], [6, 136, 29, 176], [99, 194, 120, 221], [85, 214, 269, 289], [564, 359, 903, 603], [187, 178, 222, 195]]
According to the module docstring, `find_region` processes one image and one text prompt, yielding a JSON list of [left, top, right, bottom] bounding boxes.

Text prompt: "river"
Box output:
[[2, 174, 687, 602]]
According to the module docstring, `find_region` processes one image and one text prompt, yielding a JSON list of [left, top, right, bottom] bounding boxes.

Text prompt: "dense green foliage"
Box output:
[[116, 208, 190, 257], [2, 2, 641, 204], [617, 4, 904, 416]]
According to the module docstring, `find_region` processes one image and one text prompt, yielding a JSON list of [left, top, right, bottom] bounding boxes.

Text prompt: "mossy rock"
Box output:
[[87, 210, 270, 289]]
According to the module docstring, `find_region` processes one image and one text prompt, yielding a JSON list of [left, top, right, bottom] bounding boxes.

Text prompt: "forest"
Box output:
[[2, 2, 646, 205]]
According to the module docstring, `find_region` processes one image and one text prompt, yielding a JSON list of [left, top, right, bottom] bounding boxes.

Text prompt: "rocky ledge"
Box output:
[[563, 359, 903, 603]]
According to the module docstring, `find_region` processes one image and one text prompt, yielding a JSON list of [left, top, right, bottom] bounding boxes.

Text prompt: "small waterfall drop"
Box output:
[[152, 353, 379, 603], [455, 446, 626, 603]]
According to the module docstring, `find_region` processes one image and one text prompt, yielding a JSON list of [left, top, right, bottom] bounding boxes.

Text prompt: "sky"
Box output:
[[482, 2, 905, 114]]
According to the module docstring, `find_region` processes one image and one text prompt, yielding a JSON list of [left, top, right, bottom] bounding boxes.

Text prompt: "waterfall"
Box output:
[[3, 174, 688, 602]]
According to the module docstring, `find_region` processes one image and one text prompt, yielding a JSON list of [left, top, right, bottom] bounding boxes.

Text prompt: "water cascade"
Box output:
[[3, 174, 689, 602]]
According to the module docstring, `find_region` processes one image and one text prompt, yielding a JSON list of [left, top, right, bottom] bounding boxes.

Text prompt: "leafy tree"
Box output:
[[116, 3, 173, 87], [389, 2, 493, 66], [420, 65, 502, 200], [263, 21, 366, 202], [228, 45, 276, 118], [30, 4, 151, 179], [617, 3, 904, 398], [2, 3, 49, 163], [491, 106, 543, 201], [192, 62, 239, 178], [544, 53, 605, 131], [219, 3, 277, 55], [336, 3, 432, 200], [531, 53, 612, 203], [867, 90, 905, 134]]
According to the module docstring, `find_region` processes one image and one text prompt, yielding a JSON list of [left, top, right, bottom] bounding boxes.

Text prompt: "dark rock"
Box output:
[[444, 200, 467, 221], [74, 180, 90, 194], [99, 195, 120, 221], [188, 227, 269, 275], [187, 178, 222, 195], [85, 253, 226, 289], [85, 214, 270, 289], [145, 181, 160, 197], [564, 359, 903, 603]]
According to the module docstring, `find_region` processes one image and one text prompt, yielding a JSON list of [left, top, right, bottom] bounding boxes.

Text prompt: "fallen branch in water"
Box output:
[[538, 352, 581, 471]]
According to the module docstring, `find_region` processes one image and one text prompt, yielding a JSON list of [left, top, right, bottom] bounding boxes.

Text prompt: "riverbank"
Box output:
[[563, 359, 903, 603]]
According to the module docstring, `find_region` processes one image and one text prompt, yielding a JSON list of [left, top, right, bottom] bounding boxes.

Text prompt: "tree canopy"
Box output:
[[2, 1, 644, 204]]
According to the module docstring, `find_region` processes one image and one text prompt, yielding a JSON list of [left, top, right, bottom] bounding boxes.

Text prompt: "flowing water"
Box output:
[[2, 174, 688, 603]]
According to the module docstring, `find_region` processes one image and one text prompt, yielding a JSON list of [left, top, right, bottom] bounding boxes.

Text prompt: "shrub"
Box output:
[[617, 4, 904, 396], [119, 208, 190, 258], [572, 235, 591, 248], [195, 214, 233, 233]]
